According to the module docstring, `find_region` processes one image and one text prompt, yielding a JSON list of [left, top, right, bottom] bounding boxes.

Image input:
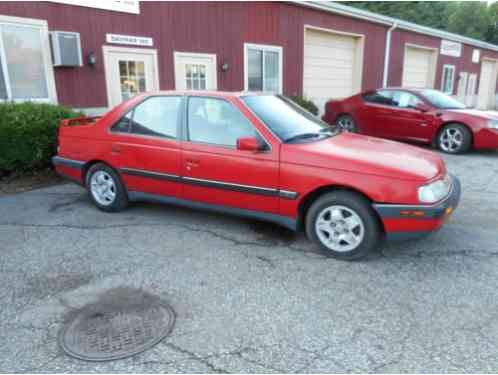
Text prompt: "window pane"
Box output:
[[391, 91, 421, 108], [111, 111, 132, 133], [131, 96, 181, 138], [363, 90, 394, 105], [248, 49, 263, 91], [2, 24, 48, 99], [188, 97, 257, 147], [264, 51, 279, 92]]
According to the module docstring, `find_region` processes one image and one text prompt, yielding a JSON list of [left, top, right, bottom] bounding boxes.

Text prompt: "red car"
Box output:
[[53, 92, 460, 260], [323, 88, 498, 154]]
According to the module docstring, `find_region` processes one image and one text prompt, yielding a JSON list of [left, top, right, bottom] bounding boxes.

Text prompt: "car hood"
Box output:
[[447, 108, 498, 120], [282, 133, 445, 182]]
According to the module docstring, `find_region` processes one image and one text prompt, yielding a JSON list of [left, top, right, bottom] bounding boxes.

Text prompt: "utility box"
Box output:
[[50, 31, 83, 67]]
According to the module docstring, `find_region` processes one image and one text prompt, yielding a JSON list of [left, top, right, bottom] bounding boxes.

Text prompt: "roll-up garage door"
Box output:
[[402, 46, 436, 89], [303, 28, 362, 114]]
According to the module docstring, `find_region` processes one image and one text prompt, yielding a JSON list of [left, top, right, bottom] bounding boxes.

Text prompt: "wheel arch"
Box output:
[[81, 159, 117, 186], [434, 121, 474, 148], [296, 184, 385, 233]]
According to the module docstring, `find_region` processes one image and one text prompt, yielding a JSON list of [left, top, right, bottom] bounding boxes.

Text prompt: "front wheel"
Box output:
[[335, 114, 357, 133], [305, 191, 381, 260], [437, 124, 472, 154]]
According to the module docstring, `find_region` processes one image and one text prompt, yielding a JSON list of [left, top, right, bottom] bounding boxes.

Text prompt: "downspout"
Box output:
[[383, 23, 397, 88]]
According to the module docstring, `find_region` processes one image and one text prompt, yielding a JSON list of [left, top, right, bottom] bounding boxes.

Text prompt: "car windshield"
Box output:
[[241, 95, 336, 142], [421, 89, 466, 109]]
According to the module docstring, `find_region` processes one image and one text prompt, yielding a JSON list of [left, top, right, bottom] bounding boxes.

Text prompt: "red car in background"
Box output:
[[323, 88, 498, 154], [53, 92, 460, 260]]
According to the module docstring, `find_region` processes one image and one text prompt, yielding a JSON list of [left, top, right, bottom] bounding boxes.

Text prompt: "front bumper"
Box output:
[[373, 175, 461, 241]]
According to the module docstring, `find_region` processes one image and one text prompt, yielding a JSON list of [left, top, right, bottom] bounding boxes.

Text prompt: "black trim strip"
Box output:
[[128, 191, 297, 231], [52, 156, 85, 170], [373, 175, 461, 219], [385, 231, 431, 241], [120, 167, 299, 200]]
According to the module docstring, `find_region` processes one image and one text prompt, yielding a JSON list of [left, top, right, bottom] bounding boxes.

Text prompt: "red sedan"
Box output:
[[323, 88, 498, 154], [53, 92, 460, 260]]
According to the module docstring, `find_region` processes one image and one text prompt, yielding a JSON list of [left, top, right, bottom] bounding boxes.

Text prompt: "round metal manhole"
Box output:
[[59, 288, 175, 361]]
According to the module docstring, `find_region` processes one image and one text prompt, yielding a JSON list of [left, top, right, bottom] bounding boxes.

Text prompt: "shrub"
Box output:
[[287, 95, 319, 116], [0, 102, 82, 174]]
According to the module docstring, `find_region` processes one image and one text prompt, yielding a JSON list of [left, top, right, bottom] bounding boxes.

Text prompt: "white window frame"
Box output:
[[244, 43, 283, 94], [441, 64, 456, 95], [0, 15, 57, 103]]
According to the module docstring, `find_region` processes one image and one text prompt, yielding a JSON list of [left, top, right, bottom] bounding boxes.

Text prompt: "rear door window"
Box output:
[[362, 90, 394, 106], [390, 91, 422, 109], [131, 96, 182, 139]]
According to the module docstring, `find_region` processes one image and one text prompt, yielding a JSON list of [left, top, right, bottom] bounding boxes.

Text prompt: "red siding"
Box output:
[[0, 1, 497, 108]]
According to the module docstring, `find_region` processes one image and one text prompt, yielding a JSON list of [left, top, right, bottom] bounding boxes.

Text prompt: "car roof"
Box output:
[[139, 90, 278, 98]]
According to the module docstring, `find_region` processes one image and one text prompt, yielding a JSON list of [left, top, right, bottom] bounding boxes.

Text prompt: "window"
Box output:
[[185, 64, 206, 90], [128, 96, 181, 138], [111, 111, 132, 133], [0, 16, 55, 101], [441, 65, 455, 95], [244, 43, 282, 93], [242, 95, 333, 142], [119, 60, 146, 101], [421, 89, 466, 109], [390, 91, 422, 109], [362, 90, 395, 106], [188, 97, 258, 147]]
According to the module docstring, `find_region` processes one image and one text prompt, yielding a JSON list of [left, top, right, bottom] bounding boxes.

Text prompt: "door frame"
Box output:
[[402, 43, 438, 89], [103, 45, 160, 108], [173, 51, 218, 90]]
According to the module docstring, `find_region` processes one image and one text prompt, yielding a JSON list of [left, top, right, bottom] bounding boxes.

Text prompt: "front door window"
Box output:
[[119, 60, 146, 101]]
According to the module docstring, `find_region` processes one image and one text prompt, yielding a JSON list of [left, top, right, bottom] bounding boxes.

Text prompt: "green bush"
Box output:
[[0, 102, 82, 174], [287, 95, 319, 116]]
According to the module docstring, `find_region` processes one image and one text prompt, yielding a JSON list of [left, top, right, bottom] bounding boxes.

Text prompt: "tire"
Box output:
[[335, 114, 357, 133], [85, 163, 128, 212], [437, 124, 472, 154], [305, 191, 381, 260]]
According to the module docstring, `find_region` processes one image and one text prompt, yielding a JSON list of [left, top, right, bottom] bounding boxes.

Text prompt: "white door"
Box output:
[[103, 46, 159, 108], [174, 52, 217, 91], [466, 73, 477, 107], [303, 28, 362, 114], [477, 60, 498, 110], [402, 46, 436, 88], [457, 72, 468, 103]]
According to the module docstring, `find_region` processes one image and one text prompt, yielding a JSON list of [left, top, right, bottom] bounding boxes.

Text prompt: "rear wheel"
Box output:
[[437, 124, 472, 154], [336, 114, 357, 133], [305, 191, 381, 260], [86, 163, 128, 212]]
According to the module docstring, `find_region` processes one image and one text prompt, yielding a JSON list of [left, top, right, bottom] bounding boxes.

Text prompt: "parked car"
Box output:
[[53, 92, 460, 260], [323, 88, 498, 154]]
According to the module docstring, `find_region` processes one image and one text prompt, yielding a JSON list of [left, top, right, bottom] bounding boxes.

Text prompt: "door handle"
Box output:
[[185, 159, 200, 170]]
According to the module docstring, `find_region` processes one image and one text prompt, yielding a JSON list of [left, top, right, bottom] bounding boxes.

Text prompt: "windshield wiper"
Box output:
[[284, 133, 322, 143]]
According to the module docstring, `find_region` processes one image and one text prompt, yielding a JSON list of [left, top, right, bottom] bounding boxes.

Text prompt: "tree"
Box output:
[[446, 2, 491, 41]]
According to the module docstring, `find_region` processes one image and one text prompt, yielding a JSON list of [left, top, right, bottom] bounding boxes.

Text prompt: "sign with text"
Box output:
[[440, 40, 462, 57], [106, 34, 153, 47]]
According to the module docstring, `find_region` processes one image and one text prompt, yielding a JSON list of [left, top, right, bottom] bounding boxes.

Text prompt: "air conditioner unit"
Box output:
[[50, 31, 83, 67]]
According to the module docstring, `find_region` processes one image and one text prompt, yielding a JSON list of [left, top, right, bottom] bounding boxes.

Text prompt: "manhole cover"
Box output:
[[59, 288, 175, 361]]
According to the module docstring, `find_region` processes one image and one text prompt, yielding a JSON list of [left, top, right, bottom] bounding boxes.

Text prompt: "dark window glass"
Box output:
[[362, 90, 394, 106], [111, 111, 132, 133], [188, 97, 257, 147], [131, 96, 181, 138], [390, 91, 423, 109], [242, 95, 332, 141]]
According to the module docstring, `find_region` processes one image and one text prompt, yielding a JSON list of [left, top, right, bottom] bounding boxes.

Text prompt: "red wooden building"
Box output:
[[0, 1, 497, 114]]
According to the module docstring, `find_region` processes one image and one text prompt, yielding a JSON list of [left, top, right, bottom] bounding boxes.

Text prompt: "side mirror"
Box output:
[[415, 103, 430, 113], [237, 136, 261, 152]]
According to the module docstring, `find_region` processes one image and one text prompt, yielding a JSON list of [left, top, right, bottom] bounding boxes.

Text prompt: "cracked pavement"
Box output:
[[1, 148, 498, 372]]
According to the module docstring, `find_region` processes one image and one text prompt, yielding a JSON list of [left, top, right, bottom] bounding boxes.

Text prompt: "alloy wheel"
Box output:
[[90, 170, 117, 206], [440, 128, 463, 153]]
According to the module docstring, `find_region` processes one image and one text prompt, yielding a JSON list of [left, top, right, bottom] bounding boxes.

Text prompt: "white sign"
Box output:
[[106, 34, 153, 47], [440, 40, 462, 57], [49, 0, 139, 14], [472, 49, 481, 63]]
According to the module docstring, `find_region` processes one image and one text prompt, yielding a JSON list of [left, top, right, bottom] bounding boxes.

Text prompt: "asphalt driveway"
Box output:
[[1, 149, 498, 373]]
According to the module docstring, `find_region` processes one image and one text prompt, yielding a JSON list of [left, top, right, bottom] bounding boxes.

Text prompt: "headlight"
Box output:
[[418, 175, 452, 203], [487, 119, 498, 129]]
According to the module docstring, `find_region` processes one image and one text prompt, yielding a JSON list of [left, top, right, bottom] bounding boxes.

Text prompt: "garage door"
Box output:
[[402, 46, 436, 88], [477, 60, 498, 110], [303, 28, 361, 114]]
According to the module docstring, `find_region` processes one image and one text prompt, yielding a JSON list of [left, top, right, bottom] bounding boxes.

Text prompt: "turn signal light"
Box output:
[[400, 210, 425, 217]]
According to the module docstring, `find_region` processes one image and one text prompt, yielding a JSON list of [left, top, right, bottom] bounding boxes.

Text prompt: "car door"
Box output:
[[109, 95, 184, 198], [181, 95, 280, 214], [357, 90, 397, 137], [383, 91, 435, 142]]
